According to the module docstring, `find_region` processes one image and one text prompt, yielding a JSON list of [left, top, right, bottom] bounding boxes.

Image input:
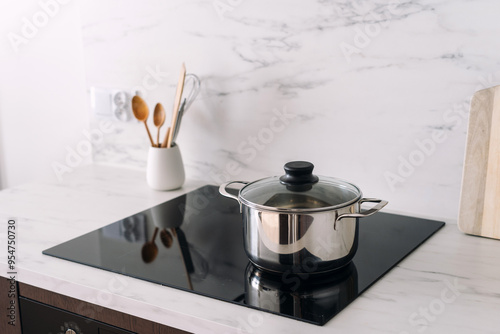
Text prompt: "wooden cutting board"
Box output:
[[458, 86, 500, 239]]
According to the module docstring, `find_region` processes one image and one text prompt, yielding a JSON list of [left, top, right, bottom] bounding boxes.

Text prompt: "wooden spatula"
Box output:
[[458, 86, 500, 239], [161, 63, 186, 148]]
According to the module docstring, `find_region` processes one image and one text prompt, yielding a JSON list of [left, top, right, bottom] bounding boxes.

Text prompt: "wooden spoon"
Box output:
[[160, 228, 173, 248], [131, 95, 154, 147], [161, 63, 186, 148], [153, 103, 166, 147], [141, 227, 159, 263]]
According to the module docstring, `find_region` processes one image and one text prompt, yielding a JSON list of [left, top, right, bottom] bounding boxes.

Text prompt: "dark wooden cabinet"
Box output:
[[0, 276, 22, 334], [20, 297, 135, 334], [19, 282, 191, 334], [0, 276, 191, 334]]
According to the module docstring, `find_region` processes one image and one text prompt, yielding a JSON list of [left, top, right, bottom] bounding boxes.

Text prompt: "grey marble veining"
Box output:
[[81, 0, 500, 220]]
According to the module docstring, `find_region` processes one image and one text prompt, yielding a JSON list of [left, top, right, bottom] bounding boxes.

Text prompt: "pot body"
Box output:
[[242, 203, 359, 273], [219, 161, 388, 274]]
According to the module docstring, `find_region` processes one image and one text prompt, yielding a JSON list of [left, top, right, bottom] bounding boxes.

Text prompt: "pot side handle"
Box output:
[[219, 181, 249, 204], [335, 198, 388, 229]]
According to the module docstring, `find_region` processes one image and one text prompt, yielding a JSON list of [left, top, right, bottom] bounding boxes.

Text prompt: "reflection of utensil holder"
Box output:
[[146, 144, 185, 191], [150, 196, 186, 229]]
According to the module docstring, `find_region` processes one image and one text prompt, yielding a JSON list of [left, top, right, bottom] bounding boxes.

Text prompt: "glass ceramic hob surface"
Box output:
[[43, 185, 445, 326]]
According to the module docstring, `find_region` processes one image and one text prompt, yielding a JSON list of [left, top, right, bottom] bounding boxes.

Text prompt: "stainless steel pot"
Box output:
[[219, 161, 388, 274]]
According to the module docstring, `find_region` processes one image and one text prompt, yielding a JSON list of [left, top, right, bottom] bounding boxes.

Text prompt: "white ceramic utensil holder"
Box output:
[[146, 145, 185, 191]]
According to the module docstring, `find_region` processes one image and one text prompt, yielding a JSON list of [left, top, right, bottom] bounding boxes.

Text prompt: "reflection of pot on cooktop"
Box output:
[[244, 262, 358, 324]]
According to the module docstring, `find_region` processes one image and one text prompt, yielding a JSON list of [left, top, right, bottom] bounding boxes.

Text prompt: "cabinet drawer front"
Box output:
[[19, 297, 135, 334]]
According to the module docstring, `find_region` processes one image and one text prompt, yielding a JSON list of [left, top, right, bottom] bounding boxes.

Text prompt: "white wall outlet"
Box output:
[[90, 87, 134, 122], [111, 90, 132, 122]]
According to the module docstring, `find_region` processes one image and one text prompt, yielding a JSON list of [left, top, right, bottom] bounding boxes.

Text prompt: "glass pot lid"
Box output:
[[239, 161, 362, 212]]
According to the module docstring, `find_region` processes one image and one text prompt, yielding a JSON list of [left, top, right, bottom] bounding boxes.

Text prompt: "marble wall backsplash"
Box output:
[[80, 0, 500, 220]]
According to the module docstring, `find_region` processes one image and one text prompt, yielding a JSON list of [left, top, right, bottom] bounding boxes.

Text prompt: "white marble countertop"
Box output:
[[0, 164, 499, 334]]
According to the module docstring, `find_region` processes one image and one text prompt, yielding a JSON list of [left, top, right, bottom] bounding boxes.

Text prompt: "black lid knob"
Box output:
[[279, 161, 319, 191]]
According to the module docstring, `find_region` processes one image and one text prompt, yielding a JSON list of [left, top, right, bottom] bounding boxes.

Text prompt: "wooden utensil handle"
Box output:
[[156, 128, 160, 147], [144, 122, 155, 147], [160, 127, 171, 148], [162, 63, 186, 148]]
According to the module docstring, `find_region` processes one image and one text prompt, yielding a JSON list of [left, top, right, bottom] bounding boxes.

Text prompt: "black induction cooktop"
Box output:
[[43, 185, 445, 326]]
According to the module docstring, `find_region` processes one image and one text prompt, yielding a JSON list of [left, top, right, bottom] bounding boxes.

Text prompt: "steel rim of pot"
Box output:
[[221, 177, 363, 214]]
